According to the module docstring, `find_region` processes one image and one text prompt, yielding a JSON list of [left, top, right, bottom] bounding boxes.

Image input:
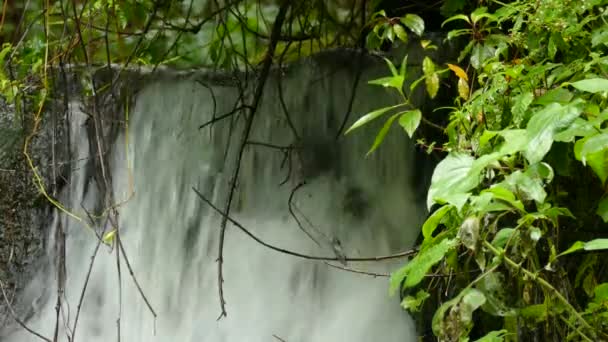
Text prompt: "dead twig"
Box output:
[[193, 187, 419, 262], [0, 279, 51, 342], [215, 0, 291, 319]]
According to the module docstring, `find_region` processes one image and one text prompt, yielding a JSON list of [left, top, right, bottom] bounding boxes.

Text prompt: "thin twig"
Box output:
[[287, 182, 320, 246], [323, 262, 389, 277], [0, 279, 51, 342], [273, 334, 287, 342], [193, 187, 418, 262], [117, 239, 157, 323], [198, 105, 251, 130], [215, 0, 292, 319]]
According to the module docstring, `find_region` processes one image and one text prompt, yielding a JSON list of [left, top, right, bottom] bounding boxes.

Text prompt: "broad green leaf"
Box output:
[[460, 288, 487, 323], [423, 57, 435, 75], [570, 78, 608, 93], [401, 14, 425, 36], [497, 129, 528, 155], [393, 24, 408, 43], [442, 14, 471, 27], [345, 104, 404, 134], [368, 75, 405, 92], [479, 130, 498, 150], [482, 185, 525, 212], [592, 26, 608, 47], [470, 43, 494, 69], [554, 118, 595, 142], [559, 239, 608, 256], [597, 197, 608, 223], [458, 77, 469, 100], [507, 171, 545, 203], [511, 92, 534, 126], [385, 26, 395, 42], [519, 304, 548, 324], [593, 283, 608, 301], [474, 330, 508, 342], [580, 133, 608, 159], [367, 113, 400, 155], [426, 73, 439, 99], [401, 289, 430, 311], [427, 153, 480, 210], [524, 102, 583, 164], [470, 7, 490, 24], [398, 109, 422, 138], [533, 88, 573, 106], [492, 228, 515, 248], [422, 205, 453, 240], [447, 63, 468, 81], [574, 137, 608, 184], [584, 239, 608, 251], [448, 28, 473, 40], [401, 238, 457, 288]]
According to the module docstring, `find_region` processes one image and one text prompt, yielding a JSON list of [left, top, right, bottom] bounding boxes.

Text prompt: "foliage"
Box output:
[[351, 0, 608, 340]]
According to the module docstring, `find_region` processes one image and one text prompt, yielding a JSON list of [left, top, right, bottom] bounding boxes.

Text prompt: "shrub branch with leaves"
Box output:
[[350, 1, 608, 341]]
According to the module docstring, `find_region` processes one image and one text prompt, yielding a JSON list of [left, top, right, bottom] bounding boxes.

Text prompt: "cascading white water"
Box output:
[[4, 53, 426, 342]]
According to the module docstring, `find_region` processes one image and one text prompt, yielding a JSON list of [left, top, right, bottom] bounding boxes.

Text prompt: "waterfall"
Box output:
[[3, 51, 427, 342]]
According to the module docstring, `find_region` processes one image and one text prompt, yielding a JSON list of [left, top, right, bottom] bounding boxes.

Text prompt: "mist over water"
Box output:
[[4, 55, 426, 342]]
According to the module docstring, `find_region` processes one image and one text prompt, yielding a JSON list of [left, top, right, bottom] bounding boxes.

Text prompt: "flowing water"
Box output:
[[4, 53, 427, 341]]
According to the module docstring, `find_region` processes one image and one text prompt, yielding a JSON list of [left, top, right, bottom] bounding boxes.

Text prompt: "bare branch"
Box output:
[[192, 187, 419, 263]]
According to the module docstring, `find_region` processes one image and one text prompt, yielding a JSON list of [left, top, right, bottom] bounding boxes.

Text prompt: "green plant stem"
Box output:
[[483, 240, 596, 339]]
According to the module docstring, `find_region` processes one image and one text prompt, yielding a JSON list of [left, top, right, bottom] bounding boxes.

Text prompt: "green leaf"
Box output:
[[423, 57, 435, 75], [559, 239, 608, 257], [422, 205, 453, 240], [103, 229, 117, 245], [520, 304, 548, 324], [570, 78, 608, 93], [584, 239, 608, 251], [385, 26, 395, 42], [367, 113, 400, 155], [592, 26, 608, 47], [368, 75, 405, 91], [401, 14, 425, 36], [524, 102, 583, 164], [471, 43, 494, 69], [399, 54, 408, 77], [554, 118, 596, 142], [597, 197, 608, 223], [345, 104, 404, 134], [401, 289, 430, 312], [474, 330, 508, 342], [426, 73, 439, 99], [574, 137, 608, 184], [580, 133, 608, 159], [442, 14, 471, 27], [427, 153, 480, 210], [398, 109, 422, 138], [497, 129, 528, 155], [511, 92, 534, 126], [533, 88, 573, 106], [393, 24, 408, 43], [593, 283, 608, 301], [460, 288, 487, 322], [390, 238, 457, 291], [492, 228, 515, 248], [383, 57, 399, 76], [458, 77, 469, 100]]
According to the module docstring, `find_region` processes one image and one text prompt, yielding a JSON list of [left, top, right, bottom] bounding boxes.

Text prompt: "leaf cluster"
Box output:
[[350, 0, 608, 340]]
